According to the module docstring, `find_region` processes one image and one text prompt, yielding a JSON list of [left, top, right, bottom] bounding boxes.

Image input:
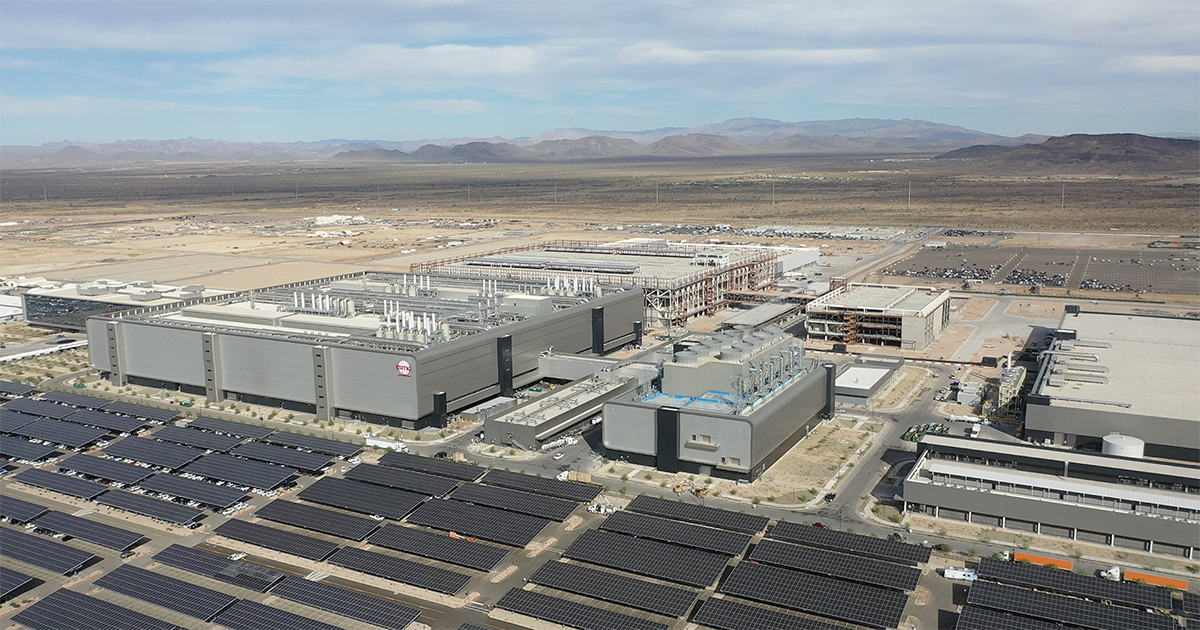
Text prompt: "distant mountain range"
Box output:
[[4, 119, 1195, 174], [1, 117, 1051, 167], [936, 134, 1200, 175]]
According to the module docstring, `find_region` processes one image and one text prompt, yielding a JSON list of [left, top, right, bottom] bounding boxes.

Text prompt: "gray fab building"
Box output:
[[86, 272, 643, 429], [603, 327, 835, 481], [1025, 308, 1200, 461]]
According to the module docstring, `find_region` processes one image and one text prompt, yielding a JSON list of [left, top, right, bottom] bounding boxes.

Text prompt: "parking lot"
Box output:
[[886, 245, 1200, 294]]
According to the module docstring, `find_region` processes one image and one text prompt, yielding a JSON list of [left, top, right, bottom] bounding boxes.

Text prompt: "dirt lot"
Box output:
[[1004, 301, 1064, 320]]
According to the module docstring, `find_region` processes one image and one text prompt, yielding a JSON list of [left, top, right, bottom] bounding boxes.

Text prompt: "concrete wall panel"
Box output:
[[218, 335, 316, 403], [122, 323, 206, 386], [329, 347, 420, 419]]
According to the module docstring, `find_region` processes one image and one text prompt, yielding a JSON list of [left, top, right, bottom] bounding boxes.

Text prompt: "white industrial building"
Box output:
[[804, 283, 951, 350]]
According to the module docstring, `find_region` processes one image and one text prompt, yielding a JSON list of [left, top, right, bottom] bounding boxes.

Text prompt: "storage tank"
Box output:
[[1102, 434, 1144, 459], [673, 350, 700, 366]]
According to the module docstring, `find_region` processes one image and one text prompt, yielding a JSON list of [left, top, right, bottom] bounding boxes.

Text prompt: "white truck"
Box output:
[[943, 567, 978, 581]]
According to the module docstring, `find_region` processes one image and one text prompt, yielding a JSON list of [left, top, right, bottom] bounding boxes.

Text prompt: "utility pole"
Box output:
[[554, 182, 558, 203], [43, 187, 48, 203], [1061, 183, 1065, 210], [908, 181, 912, 209], [771, 181, 775, 205], [467, 183, 470, 203], [656, 184, 659, 204]]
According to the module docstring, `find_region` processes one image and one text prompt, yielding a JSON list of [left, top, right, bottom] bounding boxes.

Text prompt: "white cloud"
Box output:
[[0, 95, 271, 116], [617, 43, 885, 65], [1116, 55, 1200, 75], [378, 99, 489, 115]]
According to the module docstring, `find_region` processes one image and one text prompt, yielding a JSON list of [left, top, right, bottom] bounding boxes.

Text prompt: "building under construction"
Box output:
[[413, 239, 817, 327], [804, 283, 951, 350]]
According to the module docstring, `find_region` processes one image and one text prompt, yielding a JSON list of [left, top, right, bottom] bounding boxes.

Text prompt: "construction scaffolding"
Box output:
[[414, 240, 780, 327]]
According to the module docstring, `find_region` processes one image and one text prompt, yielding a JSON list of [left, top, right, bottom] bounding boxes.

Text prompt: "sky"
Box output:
[[1, 0, 1197, 146]]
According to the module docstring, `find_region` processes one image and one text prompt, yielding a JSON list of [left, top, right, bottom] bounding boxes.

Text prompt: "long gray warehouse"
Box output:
[[86, 272, 644, 429], [904, 435, 1200, 558]]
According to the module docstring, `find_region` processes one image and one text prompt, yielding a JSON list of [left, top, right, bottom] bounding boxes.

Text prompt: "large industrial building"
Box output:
[[22, 280, 230, 331], [904, 435, 1200, 558], [602, 326, 835, 481], [1025, 308, 1200, 461], [85, 272, 643, 429], [414, 239, 818, 327], [804, 283, 951, 350]]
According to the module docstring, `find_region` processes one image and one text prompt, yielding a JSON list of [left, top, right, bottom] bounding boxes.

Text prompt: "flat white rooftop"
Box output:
[[808, 283, 949, 315], [1039, 311, 1200, 423]]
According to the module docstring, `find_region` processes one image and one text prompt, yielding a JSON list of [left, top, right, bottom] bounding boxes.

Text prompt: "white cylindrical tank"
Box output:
[[1102, 434, 1145, 459]]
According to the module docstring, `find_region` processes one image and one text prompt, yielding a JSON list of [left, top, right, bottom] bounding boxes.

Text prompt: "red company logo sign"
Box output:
[[396, 360, 412, 377]]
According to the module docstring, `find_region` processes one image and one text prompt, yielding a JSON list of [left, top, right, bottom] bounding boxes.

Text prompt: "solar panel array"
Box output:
[[103, 436, 204, 469], [12, 588, 185, 630], [625, 494, 770, 534], [152, 544, 284, 592], [693, 597, 847, 630], [102, 401, 179, 422], [326, 547, 471, 595], [96, 489, 204, 525], [0, 380, 37, 397], [12, 418, 108, 448], [482, 468, 601, 502], [0, 527, 97, 574], [230, 440, 334, 471], [14, 468, 108, 500], [721, 561, 910, 629], [564, 529, 729, 588], [955, 605, 1074, 630], [265, 431, 361, 456], [367, 524, 510, 571], [530, 560, 698, 617], [966, 580, 1178, 630], [751, 539, 923, 592], [0, 434, 58, 461], [41, 390, 110, 409], [60, 408, 147, 433], [0, 568, 35, 602], [182, 452, 296, 489], [214, 598, 342, 630], [769, 521, 932, 565], [1183, 591, 1200, 619], [270, 575, 422, 630], [344, 463, 460, 496], [495, 587, 669, 630], [0, 494, 49, 522], [188, 416, 274, 438], [32, 510, 146, 550], [213, 518, 339, 561], [57, 454, 153, 484], [0, 409, 41, 432], [4, 398, 76, 419], [255, 499, 380, 541], [601, 510, 752, 556], [450, 482, 577, 521], [976, 557, 1174, 610], [379, 450, 484, 481], [299, 476, 425, 520], [140, 473, 247, 509], [95, 564, 237, 621], [151, 425, 242, 451], [406, 499, 550, 547]]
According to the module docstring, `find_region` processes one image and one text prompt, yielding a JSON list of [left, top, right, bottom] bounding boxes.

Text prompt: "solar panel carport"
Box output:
[[56, 454, 153, 485], [31, 510, 146, 551], [12, 588, 185, 630], [11, 418, 108, 448], [182, 452, 296, 489]]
